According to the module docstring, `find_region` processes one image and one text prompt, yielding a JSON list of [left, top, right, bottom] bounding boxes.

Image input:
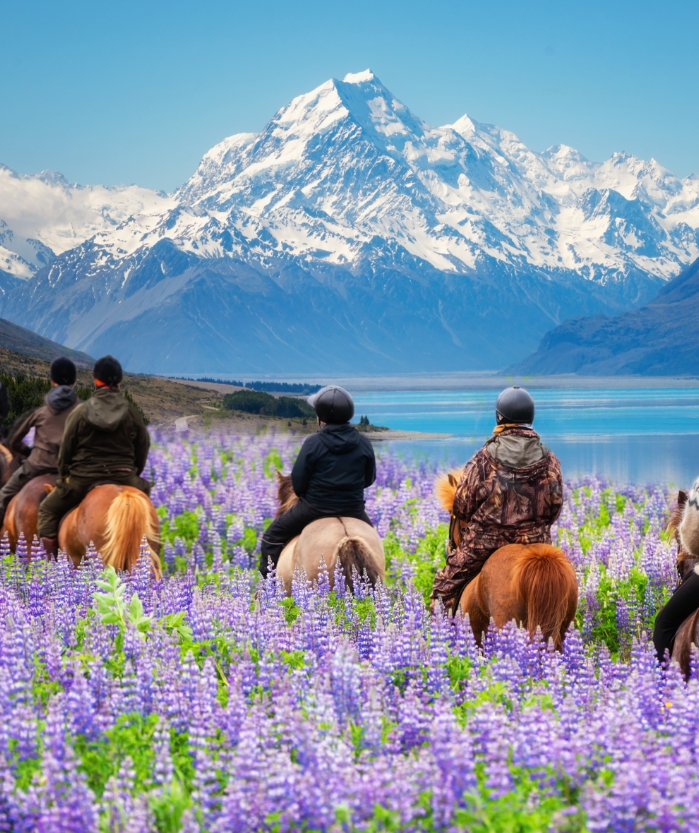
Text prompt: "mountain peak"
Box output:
[[342, 69, 376, 84]]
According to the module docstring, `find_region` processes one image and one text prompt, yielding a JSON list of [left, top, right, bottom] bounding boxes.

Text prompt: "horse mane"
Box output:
[[276, 471, 299, 516], [101, 489, 161, 576], [434, 469, 461, 513], [513, 543, 577, 649]]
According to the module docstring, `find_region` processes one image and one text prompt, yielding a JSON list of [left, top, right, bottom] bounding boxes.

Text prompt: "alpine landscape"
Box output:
[[2, 70, 699, 374]]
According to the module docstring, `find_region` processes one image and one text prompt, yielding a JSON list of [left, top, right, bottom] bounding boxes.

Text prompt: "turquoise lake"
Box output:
[[352, 387, 699, 487]]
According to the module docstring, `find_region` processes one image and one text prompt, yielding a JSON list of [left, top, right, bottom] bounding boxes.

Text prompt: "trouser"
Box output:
[[37, 472, 151, 539], [0, 461, 50, 525], [653, 570, 699, 663], [259, 498, 372, 577]]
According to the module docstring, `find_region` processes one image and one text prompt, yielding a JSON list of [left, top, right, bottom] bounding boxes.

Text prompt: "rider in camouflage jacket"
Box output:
[[432, 420, 564, 612]]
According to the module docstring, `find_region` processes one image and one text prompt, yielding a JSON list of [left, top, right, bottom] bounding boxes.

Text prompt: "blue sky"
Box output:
[[3, 0, 697, 192]]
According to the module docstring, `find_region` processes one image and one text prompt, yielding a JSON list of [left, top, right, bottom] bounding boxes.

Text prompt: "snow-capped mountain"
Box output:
[[0, 164, 171, 279], [3, 70, 699, 374]]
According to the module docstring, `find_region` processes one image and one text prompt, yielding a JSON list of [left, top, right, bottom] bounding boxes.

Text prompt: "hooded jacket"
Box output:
[[291, 423, 376, 512], [8, 385, 79, 470], [432, 425, 564, 606], [58, 387, 150, 480]]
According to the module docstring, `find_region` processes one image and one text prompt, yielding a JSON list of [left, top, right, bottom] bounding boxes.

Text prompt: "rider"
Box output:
[[654, 476, 699, 663], [431, 385, 564, 612], [0, 357, 79, 527], [37, 355, 151, 556], [259, 385, 376, 577]]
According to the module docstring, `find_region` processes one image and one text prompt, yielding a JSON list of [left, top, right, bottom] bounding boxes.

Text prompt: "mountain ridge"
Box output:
[[2, 70, 699, 373], [511, 256, 699, 375]]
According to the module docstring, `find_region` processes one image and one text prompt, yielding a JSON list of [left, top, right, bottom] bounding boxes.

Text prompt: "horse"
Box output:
[[1, 473, 57, 551], [0, 443, 20, 487], [435, 470, 578, 648], [52, 484, 161, 574], [273, 472, 384, 595], [664, 489, 699, 677]]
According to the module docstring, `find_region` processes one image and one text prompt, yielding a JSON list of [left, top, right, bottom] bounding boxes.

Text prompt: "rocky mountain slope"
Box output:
[[3, 71, 699, 373], [0, 317, 93, 366], [512, 256, 699, 375]]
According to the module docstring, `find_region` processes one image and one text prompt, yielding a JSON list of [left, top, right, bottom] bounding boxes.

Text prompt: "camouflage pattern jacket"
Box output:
[[432, 426, 564, 608]]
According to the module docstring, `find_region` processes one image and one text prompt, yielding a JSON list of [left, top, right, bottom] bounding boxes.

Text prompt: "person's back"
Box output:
[[432, 386, 563, 611], [60, 387, 148, 480], [259, 385, 376, 576], [0, 357, 78, 526], [38, 355, 151, 556]]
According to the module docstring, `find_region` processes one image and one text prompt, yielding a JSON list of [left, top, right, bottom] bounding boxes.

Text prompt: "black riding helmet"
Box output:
[[495, 385, 535, 425], [93, 355, 123, 388], [307, 385, 355, 424]]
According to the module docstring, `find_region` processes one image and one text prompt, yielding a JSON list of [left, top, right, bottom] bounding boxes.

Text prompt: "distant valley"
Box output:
[[2, 71, 699, 374]]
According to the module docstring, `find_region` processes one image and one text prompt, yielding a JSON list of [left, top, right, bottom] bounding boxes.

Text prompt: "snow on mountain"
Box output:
[[0, 164, 172, 278], [3, 70, 699, 373]]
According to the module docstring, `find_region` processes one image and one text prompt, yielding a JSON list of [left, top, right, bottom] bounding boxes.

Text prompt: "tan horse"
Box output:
[[56, 484, 161, 575], [273, 472, 384, 594], [435, 470, 578, 648], [1, 473, 57, 551]]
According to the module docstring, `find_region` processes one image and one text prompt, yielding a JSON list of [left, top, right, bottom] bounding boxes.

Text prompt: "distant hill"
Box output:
[[0, 317, 93, 367], [512, 257, 699, 375]]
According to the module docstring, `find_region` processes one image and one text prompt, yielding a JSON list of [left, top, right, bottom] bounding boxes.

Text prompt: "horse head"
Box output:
[[435, 469, 462, 550], [275, 471, 299, 516], [667, 489, 698, 584]]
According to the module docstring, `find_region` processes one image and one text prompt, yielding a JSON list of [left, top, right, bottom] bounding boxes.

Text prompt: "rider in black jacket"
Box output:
[[259, 386, 376, 576]]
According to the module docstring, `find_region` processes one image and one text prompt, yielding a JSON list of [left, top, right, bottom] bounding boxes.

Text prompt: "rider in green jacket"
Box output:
[[37, 356, 150, 556]]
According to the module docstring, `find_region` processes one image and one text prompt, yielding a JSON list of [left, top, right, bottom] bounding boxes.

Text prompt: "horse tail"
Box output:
[[334, 536, 380, 592], [101, 489, 161, 576], [513, 544, 577, 648], [434, 469, 461, 513]]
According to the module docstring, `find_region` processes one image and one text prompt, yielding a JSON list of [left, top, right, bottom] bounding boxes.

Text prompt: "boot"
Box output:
[[41, 537, 59, 560]]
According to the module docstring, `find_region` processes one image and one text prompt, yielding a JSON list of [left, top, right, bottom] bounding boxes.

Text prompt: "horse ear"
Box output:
[[276, 469, 284, 482], [448, 474, 458, 488], [679, 490, 689, 506]]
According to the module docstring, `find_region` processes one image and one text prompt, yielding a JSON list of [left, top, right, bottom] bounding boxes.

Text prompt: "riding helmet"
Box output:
[[93, 355, 123, 387], [307, 385, 355, 424], [495, 385, 535, 424], [50, 356, 77, 386]]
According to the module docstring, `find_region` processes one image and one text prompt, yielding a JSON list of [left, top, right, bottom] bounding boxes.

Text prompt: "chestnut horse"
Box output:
[[273, 472, 384, 595], [57, 484, 161, 574], [435, 470, 578, 648], [1, 473, 57, 550]]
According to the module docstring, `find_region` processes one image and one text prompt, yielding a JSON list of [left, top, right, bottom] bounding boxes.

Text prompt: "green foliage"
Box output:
[[222, 389, 314, 418], [160, 510, 201, 548], [123, 386, 150, 425], [149, 779, 191, 833], [94, 566, 151, 638], [263, 447, 283, 477]]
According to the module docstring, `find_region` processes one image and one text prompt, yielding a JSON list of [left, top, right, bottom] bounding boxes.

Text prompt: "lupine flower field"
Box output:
[[0, 430, 695, 831]]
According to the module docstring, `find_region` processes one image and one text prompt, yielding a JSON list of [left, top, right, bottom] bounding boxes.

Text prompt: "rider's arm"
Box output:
[[58, 409, 81, 478], [364, 442, 376, 488], [452, 453, 487, 523], [546, 454, 564, 524], [7, 410, 36, 456], [132, 411, 150, 475], [291, 436, 316, 497]]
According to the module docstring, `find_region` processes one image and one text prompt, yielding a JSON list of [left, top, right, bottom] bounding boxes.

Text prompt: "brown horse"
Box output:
[[1, 473, 57, 551], [0, 443, 20, 487], [665, 490, 699, 677], [273, 472, 384, 595], [435, 470, 578, 648], [55, 484, 161, 574]]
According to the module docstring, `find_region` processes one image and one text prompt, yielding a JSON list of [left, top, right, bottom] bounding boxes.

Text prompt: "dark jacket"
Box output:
[[291, 423, 376, 512], [432, 426, 564, 606], [58, 387, 150, 480], [8, 385, 78, 470]]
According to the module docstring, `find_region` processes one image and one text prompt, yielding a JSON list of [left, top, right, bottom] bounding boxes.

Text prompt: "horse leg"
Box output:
[[459, 576, 489, 644], [58, 509, 84, 568], [276, 538, 298, 595], [2, 497, 18, 551]]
